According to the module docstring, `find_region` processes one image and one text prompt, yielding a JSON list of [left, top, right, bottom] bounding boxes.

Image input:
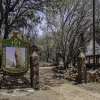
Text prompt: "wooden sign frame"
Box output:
[[1, 37, 29, 76]]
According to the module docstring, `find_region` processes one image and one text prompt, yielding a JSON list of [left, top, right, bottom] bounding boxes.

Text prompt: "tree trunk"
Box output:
[[55, 52, 59, 65], [4, 16, 9, 39], [4, 1, 9, 39]]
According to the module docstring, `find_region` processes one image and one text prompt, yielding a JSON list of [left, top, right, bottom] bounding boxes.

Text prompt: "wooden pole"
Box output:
[[93, 0, 96, 69]]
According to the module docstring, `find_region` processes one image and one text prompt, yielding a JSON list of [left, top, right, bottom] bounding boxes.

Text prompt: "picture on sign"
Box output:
[[6, 47, 26, 68]]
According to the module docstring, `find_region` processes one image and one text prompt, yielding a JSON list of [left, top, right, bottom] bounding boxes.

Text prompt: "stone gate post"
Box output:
[[30, 45, 39, 90]]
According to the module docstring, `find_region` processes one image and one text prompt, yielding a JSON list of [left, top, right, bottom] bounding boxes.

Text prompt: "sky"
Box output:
[[36, 11, 47, 37]]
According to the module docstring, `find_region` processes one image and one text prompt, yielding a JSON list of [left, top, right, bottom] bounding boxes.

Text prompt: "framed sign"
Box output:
[[2, 37, 29, 76]]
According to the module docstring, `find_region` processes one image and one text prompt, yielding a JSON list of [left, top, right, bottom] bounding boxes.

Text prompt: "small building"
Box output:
[[85, 39, 100, 69]]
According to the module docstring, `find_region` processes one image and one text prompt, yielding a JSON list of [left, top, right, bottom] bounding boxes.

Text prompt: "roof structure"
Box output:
[[85, 39, 100, 56]]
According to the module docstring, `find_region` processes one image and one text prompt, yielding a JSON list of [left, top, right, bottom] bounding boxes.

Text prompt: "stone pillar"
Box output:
[[77, 58, 82, 83], [30, 48, 39, 90], [83, 58, 87, 83], [77, 50, 87, 84]]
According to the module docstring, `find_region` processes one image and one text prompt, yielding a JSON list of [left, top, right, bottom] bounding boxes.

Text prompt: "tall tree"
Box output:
[[0, 0, 45, 39], [41, 0, 93, 68]]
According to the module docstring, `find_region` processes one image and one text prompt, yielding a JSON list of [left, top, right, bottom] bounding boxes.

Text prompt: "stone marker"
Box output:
[[30, 45, 39, 90]]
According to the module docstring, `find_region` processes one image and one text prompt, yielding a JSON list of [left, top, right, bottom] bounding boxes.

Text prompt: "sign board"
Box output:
[[1, 37, 29, 76]]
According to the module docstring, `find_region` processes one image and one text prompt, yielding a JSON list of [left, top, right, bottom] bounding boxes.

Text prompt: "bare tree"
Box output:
[[0, 0, 46, 39], [41, 0, 93, 68]]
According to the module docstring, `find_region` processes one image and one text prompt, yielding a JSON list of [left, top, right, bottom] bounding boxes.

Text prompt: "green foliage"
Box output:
[[2, 38, 28, 47]]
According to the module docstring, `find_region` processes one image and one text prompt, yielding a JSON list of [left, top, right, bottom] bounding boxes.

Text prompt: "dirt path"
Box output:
[[1, 66, 100, 100], [0, 90, 64, 100], [39, 66, 66, 90], [50, 83, 100, 100], [40, 66, 100, 100]]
